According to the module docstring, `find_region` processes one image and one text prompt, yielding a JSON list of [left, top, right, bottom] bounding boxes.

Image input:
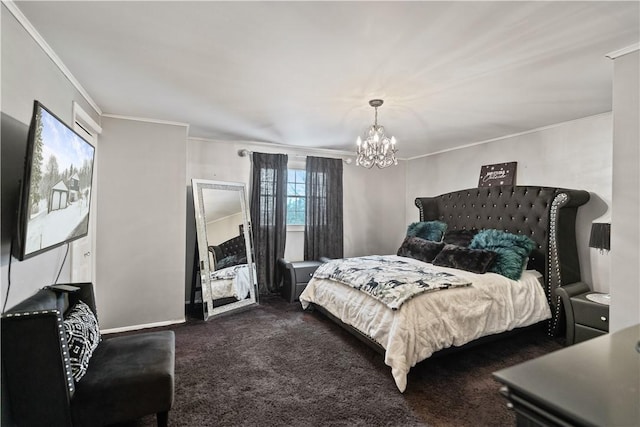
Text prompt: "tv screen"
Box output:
[[14, 101, 95, 260]]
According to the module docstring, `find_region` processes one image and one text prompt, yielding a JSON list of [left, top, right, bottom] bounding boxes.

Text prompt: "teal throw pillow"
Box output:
[[406, 221, 447, 242], [469, 229, 535, 280]]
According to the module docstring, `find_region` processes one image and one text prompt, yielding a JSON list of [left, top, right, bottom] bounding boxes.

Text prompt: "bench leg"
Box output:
[[157, 411, 169, 427]]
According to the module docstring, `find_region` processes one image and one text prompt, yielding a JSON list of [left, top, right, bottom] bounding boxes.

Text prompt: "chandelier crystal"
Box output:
[[356, 99, 398, 169]]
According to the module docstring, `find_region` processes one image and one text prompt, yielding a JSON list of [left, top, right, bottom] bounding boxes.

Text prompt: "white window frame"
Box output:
[[286, 167, 306, 229], [70, 101, 102, 283]]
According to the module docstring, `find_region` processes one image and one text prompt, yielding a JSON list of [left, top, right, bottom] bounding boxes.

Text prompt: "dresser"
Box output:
[[494, 324, 640, 427]]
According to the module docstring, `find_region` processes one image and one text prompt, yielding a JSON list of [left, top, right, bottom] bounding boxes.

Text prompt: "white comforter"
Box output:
[[209, 263, 255, 300], [299, 255, 551, 392]]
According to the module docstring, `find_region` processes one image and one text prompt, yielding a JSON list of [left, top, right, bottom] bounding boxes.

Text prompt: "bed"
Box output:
[[300, 185, 590, 392], [209, 234, 247, 270], [209, 263, 255, 300]]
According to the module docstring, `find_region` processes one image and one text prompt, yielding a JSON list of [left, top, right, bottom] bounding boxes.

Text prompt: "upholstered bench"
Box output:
[[1, 283, 175, 427]]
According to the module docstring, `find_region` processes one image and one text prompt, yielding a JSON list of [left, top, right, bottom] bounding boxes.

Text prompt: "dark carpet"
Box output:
[[114, 296, 562, 427]]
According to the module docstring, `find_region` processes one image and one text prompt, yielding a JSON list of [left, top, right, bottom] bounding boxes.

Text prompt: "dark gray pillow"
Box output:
[[443, 229, 478, 247], [397, 236, 445, 263], [432, 244, 497, 274]]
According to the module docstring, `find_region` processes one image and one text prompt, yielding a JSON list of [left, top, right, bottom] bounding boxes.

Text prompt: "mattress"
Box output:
[[209, 263, 255, 300], [299, 255, 551, 392]]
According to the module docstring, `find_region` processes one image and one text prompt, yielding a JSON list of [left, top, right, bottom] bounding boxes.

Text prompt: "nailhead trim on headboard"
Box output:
[[548, 192, 568, 337], [414, 186, 590, 338]]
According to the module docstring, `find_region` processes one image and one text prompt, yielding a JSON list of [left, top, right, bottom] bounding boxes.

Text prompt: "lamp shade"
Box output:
[[589, 223, 611, 251]]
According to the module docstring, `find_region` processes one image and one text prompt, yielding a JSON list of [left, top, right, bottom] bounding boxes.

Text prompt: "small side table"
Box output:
[[278, 259, 323, 303], [556, 282, 609, 345]]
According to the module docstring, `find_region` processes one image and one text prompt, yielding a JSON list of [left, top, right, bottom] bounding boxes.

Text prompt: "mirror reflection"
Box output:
[[192, 179, 257, 320]]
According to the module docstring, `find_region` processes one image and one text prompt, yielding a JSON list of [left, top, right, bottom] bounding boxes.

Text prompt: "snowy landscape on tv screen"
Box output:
[[25, 106, 94, 256]]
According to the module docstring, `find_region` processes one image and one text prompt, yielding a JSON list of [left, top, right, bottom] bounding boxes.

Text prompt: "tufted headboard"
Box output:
[[415, 186, 590, 336], [210, 233, 247, 270]]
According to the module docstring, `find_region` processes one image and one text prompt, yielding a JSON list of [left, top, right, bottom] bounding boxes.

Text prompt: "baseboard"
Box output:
[[101, 318, 185, 335]]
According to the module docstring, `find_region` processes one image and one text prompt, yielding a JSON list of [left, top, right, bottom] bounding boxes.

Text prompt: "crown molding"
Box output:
[[2, 0, 102, 116], [606, 42, 640, 59], [188, 136, 357, 158], [406, 112, 612, 161], [102, 113, 190, 129]]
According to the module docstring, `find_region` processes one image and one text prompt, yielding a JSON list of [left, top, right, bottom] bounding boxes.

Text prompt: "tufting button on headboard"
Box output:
[[414, 185, 590, 337]]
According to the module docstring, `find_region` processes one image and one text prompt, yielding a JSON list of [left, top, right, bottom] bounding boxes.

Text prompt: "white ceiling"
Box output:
[[14, 1, 640, 158]]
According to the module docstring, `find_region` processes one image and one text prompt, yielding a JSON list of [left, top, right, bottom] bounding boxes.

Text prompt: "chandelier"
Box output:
[[356, 99, 398, 169]]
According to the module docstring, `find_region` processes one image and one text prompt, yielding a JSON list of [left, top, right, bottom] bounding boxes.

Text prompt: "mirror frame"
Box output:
[[192, 178, 258, 320]]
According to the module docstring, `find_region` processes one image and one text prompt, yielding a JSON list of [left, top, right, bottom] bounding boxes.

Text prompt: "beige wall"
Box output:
[[186, 139, 407, 256], [343, 160, 407, 257], [185, 139, 407, 298], [610, 49, 640, 332], [2, 6, 189, 331], [207, 212, 244, 246], [96, 117, 187, 330], [406, 113, 613, 292], [1, 6, 100, 310], [5, 0, 636, 333]]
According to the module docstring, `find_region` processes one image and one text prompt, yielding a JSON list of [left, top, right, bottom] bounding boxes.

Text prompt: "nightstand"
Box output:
[[278, 259, 323, 303], [556, 282, 609, 345], [571, 292, 609, 343]]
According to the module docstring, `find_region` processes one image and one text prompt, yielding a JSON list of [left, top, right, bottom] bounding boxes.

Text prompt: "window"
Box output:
[[259, 168, 277, 226], [286, 169, 305, 225]]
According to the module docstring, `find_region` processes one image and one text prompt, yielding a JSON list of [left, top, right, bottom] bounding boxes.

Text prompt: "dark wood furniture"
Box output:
[[494, 324, 640, 427], [279, 259, 323, 302], [555, 283, 609, 345]]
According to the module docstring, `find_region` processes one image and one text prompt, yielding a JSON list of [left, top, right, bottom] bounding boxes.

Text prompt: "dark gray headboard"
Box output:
[[415, 186, 590, 336]]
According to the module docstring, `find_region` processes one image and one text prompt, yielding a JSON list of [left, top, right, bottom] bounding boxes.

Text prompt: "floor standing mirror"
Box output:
[[192, 179, 258, 320]]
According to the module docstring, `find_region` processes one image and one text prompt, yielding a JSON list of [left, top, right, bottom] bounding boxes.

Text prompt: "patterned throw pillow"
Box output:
[[397, 236, 445, 263], [63, 300, 101, 382], [432, 244, 497, 274], [406, 221, 447, 242], [469, 229, 535, 280]]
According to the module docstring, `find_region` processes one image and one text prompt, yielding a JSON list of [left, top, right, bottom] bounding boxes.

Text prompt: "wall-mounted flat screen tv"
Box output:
[[14, 101, 95, 260]]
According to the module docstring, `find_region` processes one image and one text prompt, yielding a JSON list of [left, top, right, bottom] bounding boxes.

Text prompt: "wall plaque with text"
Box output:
[[478, 162, 517, 187]]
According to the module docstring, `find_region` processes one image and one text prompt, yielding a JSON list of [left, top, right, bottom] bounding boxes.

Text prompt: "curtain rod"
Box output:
[[237, 149, 353, 164]]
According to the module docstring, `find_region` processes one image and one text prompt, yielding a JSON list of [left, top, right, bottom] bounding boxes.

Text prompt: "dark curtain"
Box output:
[[250, 152, 288, 294], [304, 156, 343, 260]]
